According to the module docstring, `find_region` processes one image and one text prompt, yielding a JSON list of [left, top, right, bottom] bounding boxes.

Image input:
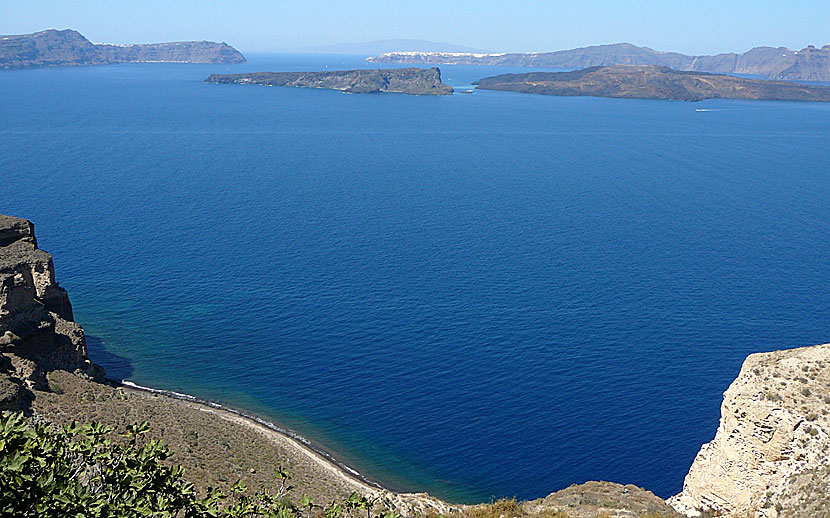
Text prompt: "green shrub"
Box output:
[[0, 412, 381, 518], [464, 498, 522, 518]]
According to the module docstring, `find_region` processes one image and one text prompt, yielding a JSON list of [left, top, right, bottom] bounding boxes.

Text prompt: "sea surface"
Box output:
[[2, 54, 830, 503]]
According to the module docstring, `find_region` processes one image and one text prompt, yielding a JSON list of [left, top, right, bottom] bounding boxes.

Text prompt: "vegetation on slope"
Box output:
[[0, 411, 398, 518], [16, 371, 680, 518], [1, 408, 678, 518]]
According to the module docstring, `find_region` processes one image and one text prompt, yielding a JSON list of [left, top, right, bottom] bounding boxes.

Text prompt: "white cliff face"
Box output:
[[670, 344, 830, 518]]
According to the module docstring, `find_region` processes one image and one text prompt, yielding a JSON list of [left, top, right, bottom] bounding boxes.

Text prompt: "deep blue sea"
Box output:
[[2, 54, 830, 503]]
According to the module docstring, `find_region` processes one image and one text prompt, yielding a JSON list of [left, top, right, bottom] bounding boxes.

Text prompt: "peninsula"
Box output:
[[206, 67, 453, 95], [473, 65, 830, 102], [0, 29, 245, 69], [368, 42, 830, 82]]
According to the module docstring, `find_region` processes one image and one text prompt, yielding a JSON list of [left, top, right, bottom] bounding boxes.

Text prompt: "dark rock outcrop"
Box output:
[[0, 214, 102, 410], [0, 29, 246, 69], [206, 67, 453, 95], [474, 65, 830, 102], [368, 43, 830, 82]]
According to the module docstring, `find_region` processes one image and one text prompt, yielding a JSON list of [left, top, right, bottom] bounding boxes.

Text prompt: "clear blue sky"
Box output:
[[5, 0, 829, 54]]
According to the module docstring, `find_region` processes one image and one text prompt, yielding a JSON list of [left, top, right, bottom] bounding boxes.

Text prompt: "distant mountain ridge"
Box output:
[[368, 42, 830, 82], [296, 39, 488, 55], [0, 29, 246, 69]]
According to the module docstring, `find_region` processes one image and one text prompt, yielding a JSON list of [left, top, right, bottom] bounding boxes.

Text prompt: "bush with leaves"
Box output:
[[0, 412, 398, 518]]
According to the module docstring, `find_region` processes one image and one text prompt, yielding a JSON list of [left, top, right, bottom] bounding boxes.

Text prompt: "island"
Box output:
[[367, 42, 830, 82], [473, 65, 830, 102], [0, 29, 246, 69], [205, 67, 453, 95]]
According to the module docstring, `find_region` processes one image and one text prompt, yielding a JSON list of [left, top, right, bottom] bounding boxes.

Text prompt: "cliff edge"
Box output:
[[670, 344, 830, 517], [0, 214, 102, 410]]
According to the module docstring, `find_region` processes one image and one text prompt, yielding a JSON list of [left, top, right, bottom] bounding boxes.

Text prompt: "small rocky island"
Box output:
[[0, 29, 245, 69], [474, 65, 830, 102], [206, 67, 453, 95]]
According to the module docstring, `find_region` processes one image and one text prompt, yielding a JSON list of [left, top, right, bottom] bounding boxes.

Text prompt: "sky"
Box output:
[[4, 0, 830, 55]]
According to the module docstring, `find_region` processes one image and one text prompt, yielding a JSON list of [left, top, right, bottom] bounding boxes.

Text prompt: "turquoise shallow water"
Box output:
[[2, 54, 830, 503]]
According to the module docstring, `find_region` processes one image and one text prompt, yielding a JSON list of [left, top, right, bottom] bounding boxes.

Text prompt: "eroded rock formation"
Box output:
[[0, 214, 103, 409], [670, 344, 830, 517]]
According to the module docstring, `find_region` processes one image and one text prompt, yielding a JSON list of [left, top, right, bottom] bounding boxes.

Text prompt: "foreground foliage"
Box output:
[[0, 412, 397, 518]]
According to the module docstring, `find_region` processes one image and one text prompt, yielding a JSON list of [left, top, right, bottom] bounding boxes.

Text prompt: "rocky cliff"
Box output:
[[0, 215, 102, 410], [0, 29, 245, 69], [206, 68, 453, 95], [473, 65, 830, 102], [772, 45, 830, 82], [368, 43, 830, 82], [670, 344, 830, 517]]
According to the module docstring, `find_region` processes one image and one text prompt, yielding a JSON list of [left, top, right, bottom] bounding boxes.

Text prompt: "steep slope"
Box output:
[[0, 29, 245, 69], [773, 45, 830, 81], [670, 344, 830, 517], [0, 215, 102, 409]]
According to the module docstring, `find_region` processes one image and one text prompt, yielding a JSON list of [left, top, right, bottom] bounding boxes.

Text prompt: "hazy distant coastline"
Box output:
[[368, 42, 830, 82], [294, 39, 489, 55], [0, 28, 245, 69]]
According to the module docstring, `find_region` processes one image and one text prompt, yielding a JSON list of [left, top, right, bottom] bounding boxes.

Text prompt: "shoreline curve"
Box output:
[[118, 379, 387, 491], [114, 377, 458, 515]]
